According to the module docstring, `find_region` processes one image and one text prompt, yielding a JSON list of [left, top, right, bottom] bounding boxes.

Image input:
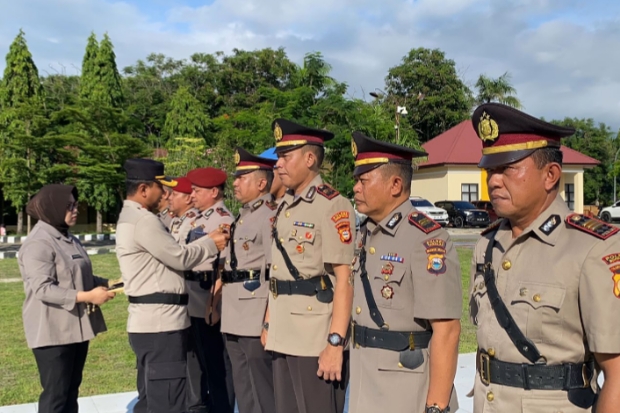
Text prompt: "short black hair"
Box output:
[[531, 148, 563, 190], [255, 169, 274, 192], [380, 163, 413, 193], [126, 180, 155, 196], [302, 145, 325, 167]]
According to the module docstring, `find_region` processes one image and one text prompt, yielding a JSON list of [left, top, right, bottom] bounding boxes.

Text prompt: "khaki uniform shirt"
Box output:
[[158, 207, 174, 230], [470, 195, 620, 413], [221, 193, 277, 337], [116, 200, 218, 333], [170, 208, 199, 244], [266, 175, 355, 357], [349, 201, 462, 413], [19, 221, 108, 349], [186, 200, 234, 318]]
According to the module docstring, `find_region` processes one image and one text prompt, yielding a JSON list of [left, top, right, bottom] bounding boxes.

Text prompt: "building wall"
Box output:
[[413, 165, 586, 213]]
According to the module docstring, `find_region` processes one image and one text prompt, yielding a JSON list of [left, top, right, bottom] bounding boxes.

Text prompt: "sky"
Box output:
[[1, 0, 620, 130]]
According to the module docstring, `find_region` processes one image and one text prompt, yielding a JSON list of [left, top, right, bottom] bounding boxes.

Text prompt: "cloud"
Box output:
[[1, 0, 620, 129]]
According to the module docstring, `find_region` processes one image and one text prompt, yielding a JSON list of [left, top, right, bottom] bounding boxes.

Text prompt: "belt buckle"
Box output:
[[270, 278, 278, 298], [479, 352, 491, 386], [249, 270, 255, 280], [582, 363, 590, 389]]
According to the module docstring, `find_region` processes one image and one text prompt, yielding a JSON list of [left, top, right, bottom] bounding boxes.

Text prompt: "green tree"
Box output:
[[0, 30, 47, 233], [384, 47, 473, 143], [163, 86, 211, 144], [475, 72, 522, 108], [79, 32, 99, 101]]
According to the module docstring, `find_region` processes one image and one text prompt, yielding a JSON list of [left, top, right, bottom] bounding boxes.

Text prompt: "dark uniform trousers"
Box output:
[[32, 341, 89, 413], [225, 334, 275, 413], [129, 329, 189, 413], [189, 317, 235, 413], [272, 351, 349, 413]]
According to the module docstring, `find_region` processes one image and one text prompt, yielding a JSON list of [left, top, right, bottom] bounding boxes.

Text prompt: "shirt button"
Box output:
[[533, 294, 541, 302], [239, 220, 243, 224], [355, 306, 361, 314], [279, 238, 284, 243], [307, 306, 312, 311], [272, 265, 278, 271], [519, 288, 528, 297], [233, 239, 237, 243], [487, 348, 495, 357], [369, 247, 376, 255], [486, 391, 494, 402], [398, 362, 403, 368], [502, 260, 512, 270], [384, 275, 389, 281], [285, 212, 291, 218], [251, 292, 255, 296]]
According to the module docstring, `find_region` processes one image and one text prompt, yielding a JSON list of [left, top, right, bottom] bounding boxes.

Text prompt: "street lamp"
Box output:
[[369, 89, 407, 143]]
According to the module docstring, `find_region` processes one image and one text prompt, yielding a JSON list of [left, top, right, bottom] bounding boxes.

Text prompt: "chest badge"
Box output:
[[381, 285, 394, 300], [242, 241, 250, 251], [380, 253, 404, 263]]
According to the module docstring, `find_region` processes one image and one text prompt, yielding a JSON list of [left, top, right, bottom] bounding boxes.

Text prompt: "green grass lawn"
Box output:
[[0, 248, 476, 406]]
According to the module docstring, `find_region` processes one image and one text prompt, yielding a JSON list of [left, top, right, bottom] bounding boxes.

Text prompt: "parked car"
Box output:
[[409, 197, 449, 226], [599, 201, 620, 222], [472, 200, 499, 222], [434, 200, 490, 228]]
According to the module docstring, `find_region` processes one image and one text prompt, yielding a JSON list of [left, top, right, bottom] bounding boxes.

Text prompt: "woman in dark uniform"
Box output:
[[19, 184, 115, 413]]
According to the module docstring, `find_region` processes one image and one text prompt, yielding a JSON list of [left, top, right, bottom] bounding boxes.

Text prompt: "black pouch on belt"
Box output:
[[399, 349, 424, 370]]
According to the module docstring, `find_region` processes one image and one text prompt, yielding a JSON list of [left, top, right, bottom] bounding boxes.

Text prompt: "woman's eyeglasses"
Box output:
[[67, 202, 79, 211]]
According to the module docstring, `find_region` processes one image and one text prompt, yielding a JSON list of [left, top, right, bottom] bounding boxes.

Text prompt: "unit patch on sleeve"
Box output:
[[566, 213, 619, 240], [408, 212, 441, 234], [331, 211, 350, 223], [335, 221, 352, 244], [424, 238, 447, 275], [317, 184, 339, 200], [602, 253, 620, 265], [608, 264, 620, 298]]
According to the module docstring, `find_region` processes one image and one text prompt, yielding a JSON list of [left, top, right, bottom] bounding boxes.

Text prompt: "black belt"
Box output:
[[183, 270, 215, 282], [269, 275, 333, 298], [221, 269, 270, 284], [478, 349, 595, 390], [352, 323, 432, 351], [128, 293, 189, 306]]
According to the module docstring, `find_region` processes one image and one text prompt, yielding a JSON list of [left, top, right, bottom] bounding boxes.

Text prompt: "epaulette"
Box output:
[[481, 219, 504, 236], [266, 200, 278, 210], [408, 212, 441, 234], [216, 207, 230, 217], [566, 213, 619, 240], [160, 208, 169, 215], [317, 184, 339, 200], [186, 211, 196, 219]]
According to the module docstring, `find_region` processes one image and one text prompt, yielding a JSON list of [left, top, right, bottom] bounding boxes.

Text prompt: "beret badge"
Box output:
[[478, 112, 499, 142]]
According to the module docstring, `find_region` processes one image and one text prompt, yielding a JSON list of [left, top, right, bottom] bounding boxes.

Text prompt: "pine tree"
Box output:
[[0, 29, 46, 234], [163, 86, 210, 143], [92, 33, 124, 108], [79, 32, 99, 100]]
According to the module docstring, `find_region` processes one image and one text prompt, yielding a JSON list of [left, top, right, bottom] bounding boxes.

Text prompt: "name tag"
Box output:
[[72, 254, 83, 260]]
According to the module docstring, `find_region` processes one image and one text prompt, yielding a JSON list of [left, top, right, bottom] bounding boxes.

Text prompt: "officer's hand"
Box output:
[[206, 306, 221, 326], [317, 345, 343, 382], [260, 327, 268, 348], [207, 229, 230, 251], [88, 287, 115, 305]]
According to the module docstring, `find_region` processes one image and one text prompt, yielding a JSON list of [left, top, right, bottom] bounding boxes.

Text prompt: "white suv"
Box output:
[[599, 201, 620, 222], [409, 197, 449, 226]]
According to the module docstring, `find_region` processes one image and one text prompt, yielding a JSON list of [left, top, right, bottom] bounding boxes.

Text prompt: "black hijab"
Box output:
[[26, 185, 78, 236]]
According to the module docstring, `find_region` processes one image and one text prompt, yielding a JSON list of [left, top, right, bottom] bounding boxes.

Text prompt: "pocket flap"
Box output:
[[289, 229, 316, 244], [377, 348, 426, 373], [147, 360, 187, 380], [511, 282, 566, 310]]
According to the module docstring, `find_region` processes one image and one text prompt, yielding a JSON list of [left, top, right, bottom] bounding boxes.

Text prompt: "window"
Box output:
[[565, 184, 575, 211], [461, 184, 479, 202]]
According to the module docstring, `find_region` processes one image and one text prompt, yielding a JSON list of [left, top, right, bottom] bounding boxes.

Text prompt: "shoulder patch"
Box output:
[[252, 199, 264, 210], [481, 218, 503, 236], [386, 212, 402, 229], [566, 213, 619, 240], [204, 209, 213, 218], [216, 207, 230, 217], [408, 212, 441, 234], [317, 184, 339, 200], [266, 200, 278, 210], [539, 214, 561, 236]]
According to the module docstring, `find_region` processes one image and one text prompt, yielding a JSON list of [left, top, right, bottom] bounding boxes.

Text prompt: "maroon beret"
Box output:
[[172, 177, 193, 194], [186, 167, 227, 188]]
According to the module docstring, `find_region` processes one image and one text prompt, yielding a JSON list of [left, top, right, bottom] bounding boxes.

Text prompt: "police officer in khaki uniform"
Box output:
[[116, 159, 229, 413], [186, 167, 236, 413], [263, 119, 354, 413], [348, 132, 462, 413], [168, 177, 199, 244], [220, 147, 278, 413], [157, 184, 175, 229], [469, 103, 620, 413]]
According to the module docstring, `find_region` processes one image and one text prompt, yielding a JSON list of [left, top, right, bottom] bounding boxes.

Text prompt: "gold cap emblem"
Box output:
[[477, 112, 499, 142], [274, 123, 283, 142], [351, 140, 358, 158], [234, 150, 240, 165]]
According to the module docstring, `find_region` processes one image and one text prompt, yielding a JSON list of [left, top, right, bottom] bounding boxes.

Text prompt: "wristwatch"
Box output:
[[425, 404, 449, 413], [327, 333, 345, 346], [263, 322, 269, 331]]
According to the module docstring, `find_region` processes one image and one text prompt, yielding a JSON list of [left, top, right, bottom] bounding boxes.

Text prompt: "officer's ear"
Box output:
[[389, 175, 405, 197], [544, 162, 562, 192]]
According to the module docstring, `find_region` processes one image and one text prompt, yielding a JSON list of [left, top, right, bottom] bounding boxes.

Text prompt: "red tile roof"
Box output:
[[418, 120, 600, 168]]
